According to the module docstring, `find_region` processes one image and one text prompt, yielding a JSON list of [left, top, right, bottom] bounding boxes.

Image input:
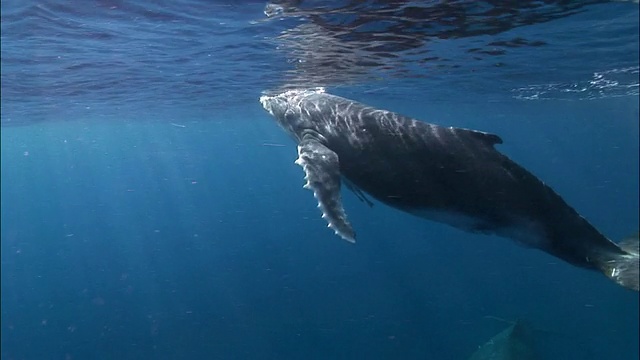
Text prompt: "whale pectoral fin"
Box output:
[[295, 139, 356, 242]]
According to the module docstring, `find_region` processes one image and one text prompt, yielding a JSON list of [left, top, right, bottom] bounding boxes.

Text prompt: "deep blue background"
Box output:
[[1, 1, 639, 359]]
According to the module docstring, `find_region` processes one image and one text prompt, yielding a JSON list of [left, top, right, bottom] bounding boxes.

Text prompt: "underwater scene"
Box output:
[[1, 1, 639, 359]]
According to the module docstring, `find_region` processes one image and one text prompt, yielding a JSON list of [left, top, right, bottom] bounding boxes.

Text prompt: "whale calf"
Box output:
[[259, 88, 639, 291], [468, 320, 538, 360]]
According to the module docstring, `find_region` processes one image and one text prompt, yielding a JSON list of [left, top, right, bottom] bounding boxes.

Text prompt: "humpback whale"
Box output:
[[259, 88, 639, 291], [468, 320, 538, 360]]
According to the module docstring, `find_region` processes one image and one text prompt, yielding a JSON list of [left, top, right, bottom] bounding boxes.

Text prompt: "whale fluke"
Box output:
[[601, 234, 639, 291]]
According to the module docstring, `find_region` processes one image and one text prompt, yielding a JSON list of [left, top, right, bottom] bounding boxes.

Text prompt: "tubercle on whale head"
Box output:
[[259, 94, 284, 118], [260, 87, 326, 137]]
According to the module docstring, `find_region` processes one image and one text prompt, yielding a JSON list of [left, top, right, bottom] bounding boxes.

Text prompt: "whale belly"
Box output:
[[407, 208, 549, 248]]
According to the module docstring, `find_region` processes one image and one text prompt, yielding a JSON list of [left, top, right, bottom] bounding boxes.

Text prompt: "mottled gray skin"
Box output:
[[260, 88, 638, 290]]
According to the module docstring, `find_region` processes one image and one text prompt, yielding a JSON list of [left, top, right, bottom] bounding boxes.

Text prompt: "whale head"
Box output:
[[259, 93, 287, 119], [260, 87, 326, 140], [260, 87, 325, 116]]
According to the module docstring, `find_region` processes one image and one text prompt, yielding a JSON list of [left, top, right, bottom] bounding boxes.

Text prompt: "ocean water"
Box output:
[[1, 1, 638, 359]]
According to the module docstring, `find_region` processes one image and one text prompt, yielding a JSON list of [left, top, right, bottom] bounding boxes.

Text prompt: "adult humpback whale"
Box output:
[[259, 88, 639, 291]]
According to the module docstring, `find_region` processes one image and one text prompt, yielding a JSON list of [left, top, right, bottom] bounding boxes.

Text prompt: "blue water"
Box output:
[[1, 1, 638, 359]]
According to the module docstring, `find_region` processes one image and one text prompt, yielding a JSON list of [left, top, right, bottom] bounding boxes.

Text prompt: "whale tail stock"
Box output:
[[601, 233, 639, 291]]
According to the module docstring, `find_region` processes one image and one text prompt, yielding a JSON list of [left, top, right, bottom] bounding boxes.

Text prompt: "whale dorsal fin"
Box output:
[[455, 128, 503, 146], [295, 139, 356, 242]]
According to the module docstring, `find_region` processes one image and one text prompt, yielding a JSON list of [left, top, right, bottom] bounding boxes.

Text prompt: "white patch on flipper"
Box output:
[[295, 141, 355, 242]]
